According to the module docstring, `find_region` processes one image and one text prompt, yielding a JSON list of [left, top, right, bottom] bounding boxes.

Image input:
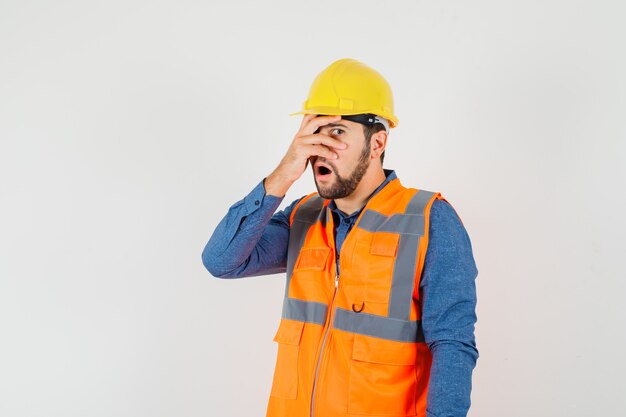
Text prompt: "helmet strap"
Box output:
[[341, 114, 389, 132]]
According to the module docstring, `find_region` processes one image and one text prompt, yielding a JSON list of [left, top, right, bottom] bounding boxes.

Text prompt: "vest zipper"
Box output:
[[310, 273, 339, 417]]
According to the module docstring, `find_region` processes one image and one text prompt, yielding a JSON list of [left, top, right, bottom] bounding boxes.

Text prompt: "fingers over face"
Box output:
[[311, 144, 338, 160], [299, 133, 346, 150], [301, 114, 341, 135], [299, 114, 316, 130]]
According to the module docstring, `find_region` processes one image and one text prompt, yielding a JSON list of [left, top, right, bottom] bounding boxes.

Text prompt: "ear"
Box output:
[[370, 130, 388, 160]]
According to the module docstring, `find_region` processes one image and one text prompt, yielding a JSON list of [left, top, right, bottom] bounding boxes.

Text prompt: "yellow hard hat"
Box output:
[[291, 58, 399, 128]]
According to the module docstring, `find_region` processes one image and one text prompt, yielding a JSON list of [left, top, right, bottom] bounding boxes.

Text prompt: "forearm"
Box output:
[[201, 178, 288, 278], [426, 335, 478, 417]]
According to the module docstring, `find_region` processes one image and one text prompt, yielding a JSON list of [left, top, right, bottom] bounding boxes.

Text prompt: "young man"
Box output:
[[202, 58, 479, 417]]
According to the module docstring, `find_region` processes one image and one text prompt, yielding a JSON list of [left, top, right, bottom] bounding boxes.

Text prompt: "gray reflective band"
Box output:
[[357, 210, 425, 235], [285, 195, 326, 296], [293, 196, 327, 228], [282, 298, 327, 326], [357, 190, 435, 236], [353, 190, 436, 321], [334, 308, 424, 343], [407, 190, 435, 216], [387, 190, 436, 321], [282, 195, 327, 327], [388, 233, 420, 320]]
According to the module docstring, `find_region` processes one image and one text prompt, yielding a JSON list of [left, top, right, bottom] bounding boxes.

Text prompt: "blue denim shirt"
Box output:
[[202, 169, 479, 417]]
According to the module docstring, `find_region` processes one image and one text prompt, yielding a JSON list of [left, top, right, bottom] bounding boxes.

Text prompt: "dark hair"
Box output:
[[363, 123, 387, 165]]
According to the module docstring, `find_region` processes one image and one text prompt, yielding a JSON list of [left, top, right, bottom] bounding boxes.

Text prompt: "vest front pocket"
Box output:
[[294, 247, 332, 273], [270, 319, 305, 400], [348, 334, 417, 416], [364, 232, 400, 303]]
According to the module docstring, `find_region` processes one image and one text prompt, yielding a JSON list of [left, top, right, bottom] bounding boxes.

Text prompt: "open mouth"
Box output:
[[318, 166, 331, 175], [315, 162, 333, 180]]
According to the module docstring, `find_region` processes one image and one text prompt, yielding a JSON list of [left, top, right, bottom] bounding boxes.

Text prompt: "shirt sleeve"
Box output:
[[201, 178, 306, 278], [419, 199, 479, 417]]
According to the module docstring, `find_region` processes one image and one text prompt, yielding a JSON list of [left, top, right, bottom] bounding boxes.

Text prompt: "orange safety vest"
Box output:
[[266, 177, 443, 417]]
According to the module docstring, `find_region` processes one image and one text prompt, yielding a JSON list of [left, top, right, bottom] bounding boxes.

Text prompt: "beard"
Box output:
[[314, 143, 371, 200]]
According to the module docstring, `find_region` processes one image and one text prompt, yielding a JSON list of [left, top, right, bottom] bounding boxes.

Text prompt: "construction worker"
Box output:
[[202, 58, 478, 417]]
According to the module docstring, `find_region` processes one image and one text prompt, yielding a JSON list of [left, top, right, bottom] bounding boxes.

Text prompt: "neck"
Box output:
[[333, 166, 386, 215]]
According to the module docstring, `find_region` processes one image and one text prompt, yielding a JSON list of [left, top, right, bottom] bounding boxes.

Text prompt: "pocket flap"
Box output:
[[272, 319, 305, 346], [352, 334, 417, 365], [294, 247, 331, 271], [370, 232, 399, 257]]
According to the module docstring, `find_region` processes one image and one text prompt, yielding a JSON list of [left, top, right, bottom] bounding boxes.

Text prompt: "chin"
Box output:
[[314, 181, 331, 198]]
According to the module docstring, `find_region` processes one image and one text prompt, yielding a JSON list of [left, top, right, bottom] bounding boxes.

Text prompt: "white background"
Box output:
[[1, 1, 625, 416]]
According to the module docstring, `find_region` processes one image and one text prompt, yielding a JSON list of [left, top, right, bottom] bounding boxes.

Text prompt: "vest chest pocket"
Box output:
[[270, 319, 305, 400], [294, 247, 331, 271], [292, 248, 332, 286], [363, 232, 400, 303], [348, 334, 418, 416], [370, 231, 400, 257]]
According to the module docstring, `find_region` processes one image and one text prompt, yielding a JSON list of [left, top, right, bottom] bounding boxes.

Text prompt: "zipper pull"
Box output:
[[335, 275, 340, 288]]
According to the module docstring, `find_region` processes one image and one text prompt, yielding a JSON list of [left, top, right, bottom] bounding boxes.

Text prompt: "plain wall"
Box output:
[[1, 1, 625, 416]]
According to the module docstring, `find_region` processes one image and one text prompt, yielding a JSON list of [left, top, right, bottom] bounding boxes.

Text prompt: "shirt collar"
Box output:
[[328, 169, 397, 218]]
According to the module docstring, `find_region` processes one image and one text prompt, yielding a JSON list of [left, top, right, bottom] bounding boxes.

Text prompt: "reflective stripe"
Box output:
[[282, 195, 328, 327], [388, 234, 420, 320], [407, 190, 435, 217], [285, 195, 325, 296], [356, 190, 435, 236], [334, 308, 425, 343], [296, 196, 327, 227], [282, 298, 328, 325], [388, 190, 435, 321], [285, 219, 310, 297], [357, 210, 425, 236]]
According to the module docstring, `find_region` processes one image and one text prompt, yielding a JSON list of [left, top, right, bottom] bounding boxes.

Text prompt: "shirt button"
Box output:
[[254, 200, 260, 205], [343, 218, 350, 223]]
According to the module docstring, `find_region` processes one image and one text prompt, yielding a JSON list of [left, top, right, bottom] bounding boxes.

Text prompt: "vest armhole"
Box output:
[[414, 191, 442, 298], [434, 195, 466, 226], [423, 192, 443, 242]]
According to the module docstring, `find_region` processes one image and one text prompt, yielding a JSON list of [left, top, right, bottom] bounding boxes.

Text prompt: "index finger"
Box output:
[[299, 114, 317, 130], [301, 114, 342, 136]]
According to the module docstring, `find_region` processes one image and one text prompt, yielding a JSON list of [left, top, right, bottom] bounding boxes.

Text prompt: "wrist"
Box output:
[[264, 171, 293, 197]]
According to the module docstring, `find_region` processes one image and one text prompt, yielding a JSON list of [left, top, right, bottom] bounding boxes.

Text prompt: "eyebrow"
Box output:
[[324, 123, 350, 130]]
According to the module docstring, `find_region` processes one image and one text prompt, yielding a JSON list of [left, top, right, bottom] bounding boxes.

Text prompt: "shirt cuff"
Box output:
[[242, 178, 284, 215]]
